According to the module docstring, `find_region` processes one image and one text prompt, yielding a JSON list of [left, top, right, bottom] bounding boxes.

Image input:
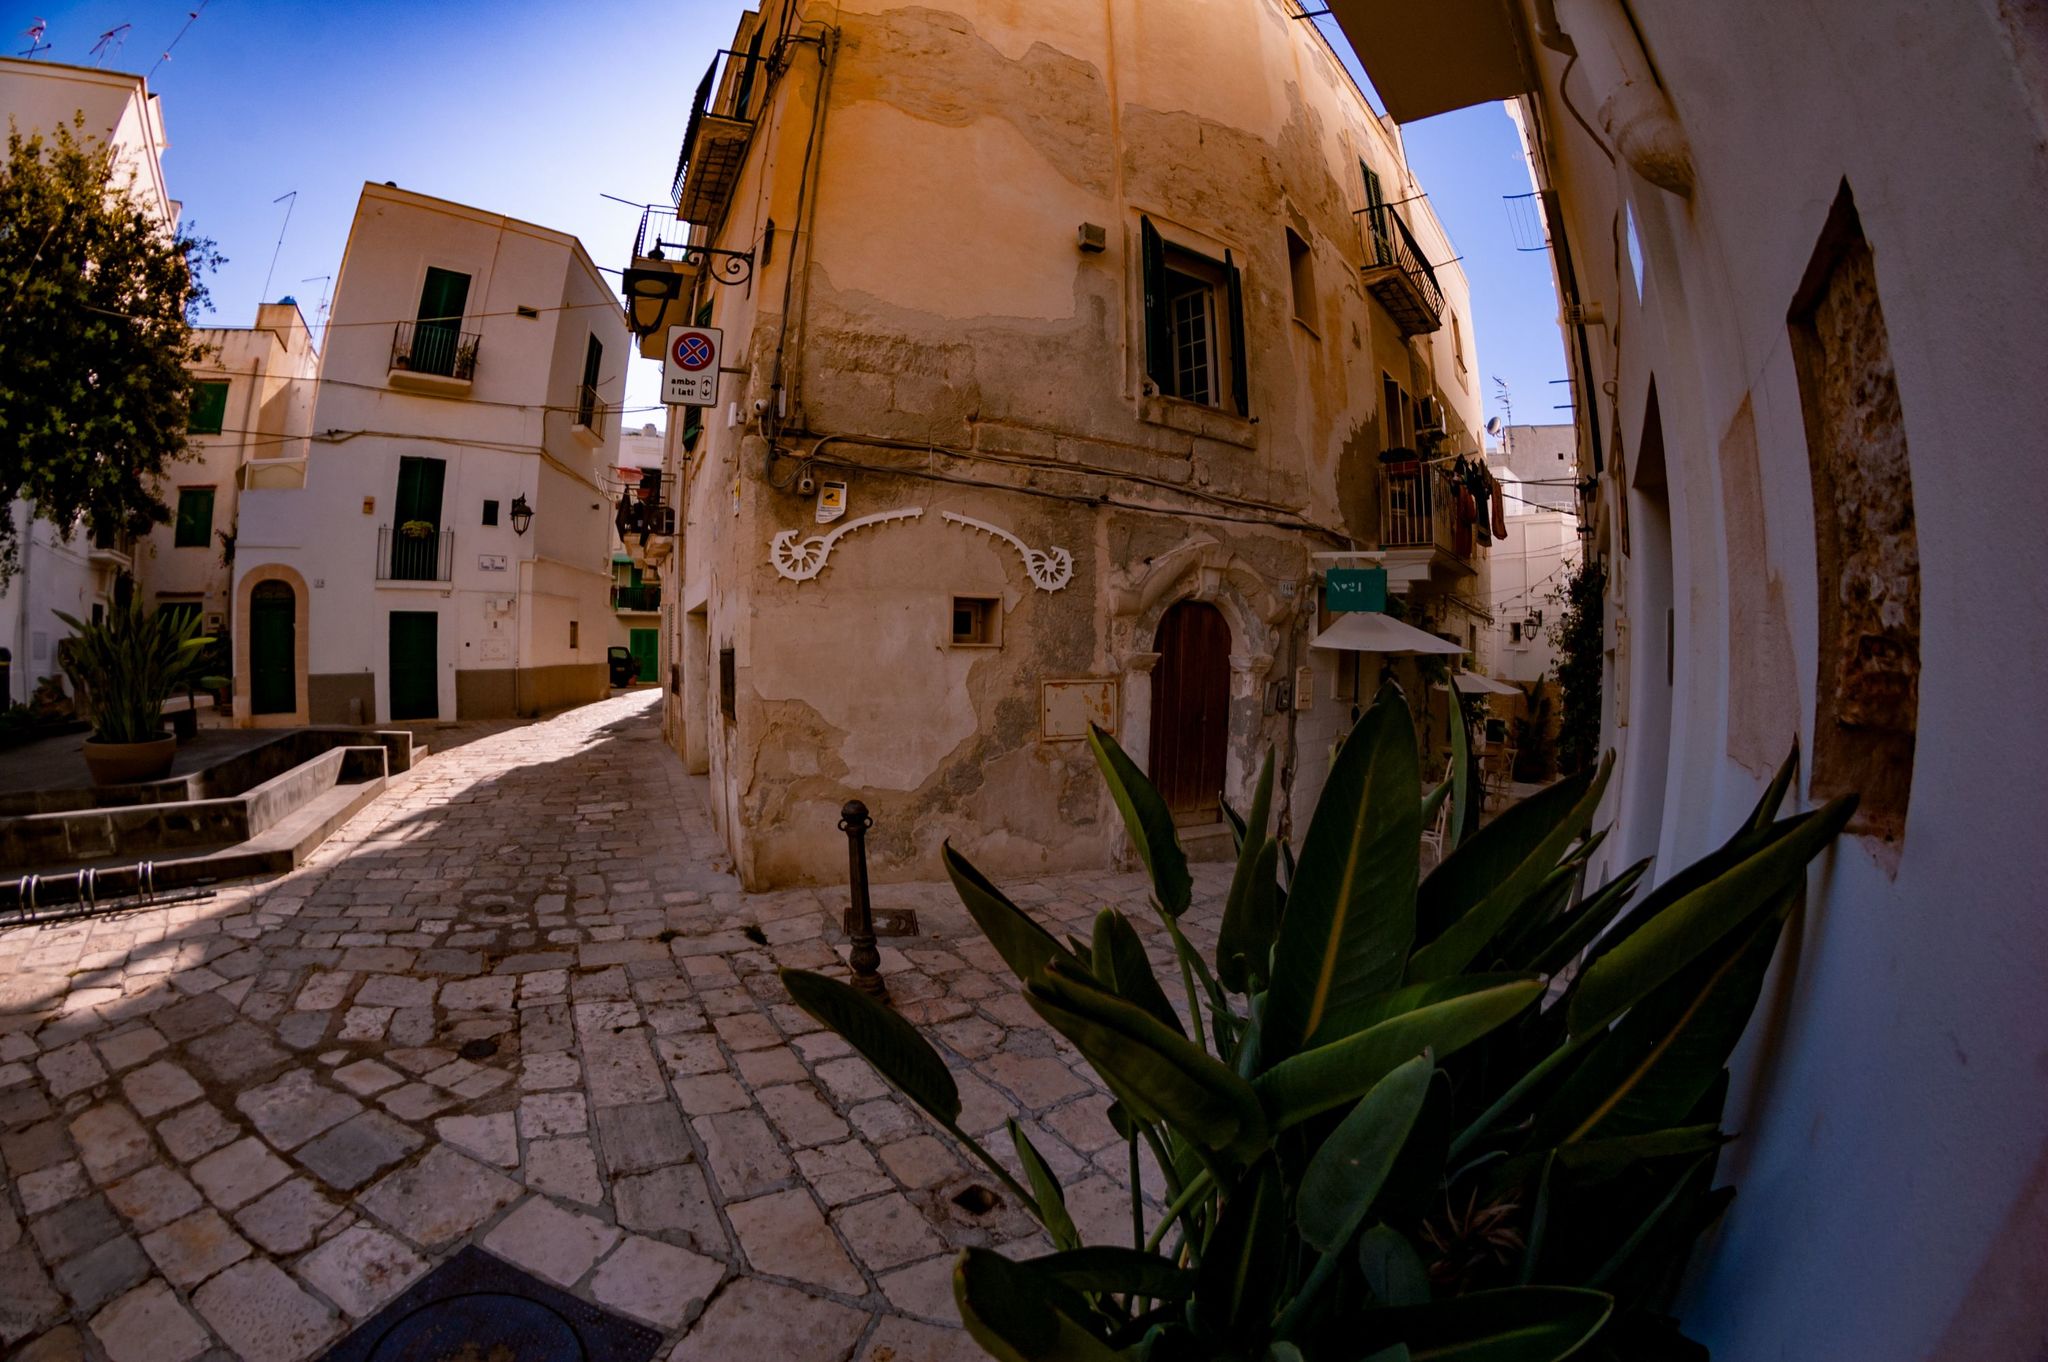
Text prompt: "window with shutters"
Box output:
[[1139, 217, 1248, 416], [173, 488, 215, 548], [188, 381, 229, 435]]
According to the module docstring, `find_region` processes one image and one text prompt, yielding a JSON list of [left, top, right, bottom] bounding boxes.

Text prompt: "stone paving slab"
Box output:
[[0, 691, 1227, 1360]]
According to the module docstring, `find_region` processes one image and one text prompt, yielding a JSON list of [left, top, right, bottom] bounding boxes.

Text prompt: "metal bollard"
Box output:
[[839, 799, 889, 1002]]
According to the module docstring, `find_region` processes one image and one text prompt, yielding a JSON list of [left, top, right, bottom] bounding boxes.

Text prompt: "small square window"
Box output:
[[950, 596, 1001, 648], [569, 621, 579, 649], [1286, 228, 1315, 331], [719, 647, 736, 722], [482, 499, 499, 526]]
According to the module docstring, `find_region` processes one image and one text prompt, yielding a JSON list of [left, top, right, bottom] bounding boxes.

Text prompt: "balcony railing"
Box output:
[[574, 384, 607, 436], [1379, 459, 1477, 564], [377, 526, 454, 582], [390, 320, 480, 381], [1362, 206, 1446, 336], [612, 583, 662, 612], [671, 47, 767, 225]]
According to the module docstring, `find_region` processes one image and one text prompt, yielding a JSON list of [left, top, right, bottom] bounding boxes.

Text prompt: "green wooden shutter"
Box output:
[[188, 381, 228, 434], [1224, 250, 1250, 418], [174, 489, 215, 547], [417, 268, 470, 323], [1362, 162, 1389, 266], [394, 457, 447, 526], [1140, 216, 1172, 394]]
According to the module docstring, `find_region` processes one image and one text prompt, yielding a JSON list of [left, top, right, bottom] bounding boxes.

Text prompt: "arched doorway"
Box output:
[[1148, 599, 1231, 824], [249, 581, 297, 716]]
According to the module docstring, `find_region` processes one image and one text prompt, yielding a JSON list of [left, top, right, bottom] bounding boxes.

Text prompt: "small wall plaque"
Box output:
[[1041, 678, 1118, 741]]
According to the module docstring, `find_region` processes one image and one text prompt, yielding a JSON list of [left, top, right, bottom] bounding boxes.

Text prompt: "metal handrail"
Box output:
[[391, 320, 480, 380], [611, 584, 662, 611], [377, 526, 454, 582]]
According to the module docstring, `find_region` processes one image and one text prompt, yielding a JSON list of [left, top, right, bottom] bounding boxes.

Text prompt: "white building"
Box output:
[[135, 302, 321, 646], [231, 184, 627, 725], [607, 423, 666, 685], [1333, 1, 2048, 1356], [0, 57, 175, 705], [1487, 423, 1579, 684]]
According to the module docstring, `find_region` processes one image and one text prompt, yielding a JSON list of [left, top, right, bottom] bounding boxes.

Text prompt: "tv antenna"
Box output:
[[89, 23, 131, 66], [18, 18, 50, 58], [259, 191, 297, 306], [149, 3, 209, 78], [300, 274, 334, 349]]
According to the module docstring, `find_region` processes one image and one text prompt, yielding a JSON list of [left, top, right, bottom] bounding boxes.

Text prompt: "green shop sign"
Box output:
[[1325, 567, 1388, 613]]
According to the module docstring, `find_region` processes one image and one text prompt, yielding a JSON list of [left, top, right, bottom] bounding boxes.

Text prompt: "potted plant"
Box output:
[[398, 518, 437, 539], [53, 598, 214, 785]]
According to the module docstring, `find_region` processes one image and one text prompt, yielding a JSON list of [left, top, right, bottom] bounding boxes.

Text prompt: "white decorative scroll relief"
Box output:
[[769, 507, 923, 581], [940, 512, 1074, 591]]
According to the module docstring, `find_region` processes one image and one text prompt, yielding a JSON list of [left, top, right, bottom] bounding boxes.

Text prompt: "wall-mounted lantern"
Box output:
[[510, 495, 534, 536]]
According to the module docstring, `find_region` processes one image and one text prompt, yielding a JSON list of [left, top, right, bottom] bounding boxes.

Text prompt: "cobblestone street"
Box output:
[[0, 690, 1222, 1362]]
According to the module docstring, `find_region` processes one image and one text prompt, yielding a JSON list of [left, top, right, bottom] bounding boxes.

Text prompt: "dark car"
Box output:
[[607, 646, 637, 687]]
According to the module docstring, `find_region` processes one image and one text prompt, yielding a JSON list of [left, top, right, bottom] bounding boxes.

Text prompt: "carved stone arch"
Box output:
[[1109, 536, 1285, 801], [234, 564, 310, 727]]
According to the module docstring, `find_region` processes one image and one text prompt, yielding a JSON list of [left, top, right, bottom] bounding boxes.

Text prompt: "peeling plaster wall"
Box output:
[[668, 0, 1482, 886]]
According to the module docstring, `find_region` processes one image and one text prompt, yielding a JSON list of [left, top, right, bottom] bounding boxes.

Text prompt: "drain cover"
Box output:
[[457, 1037, 499, 1061], [319, 1246, 661, 1362]]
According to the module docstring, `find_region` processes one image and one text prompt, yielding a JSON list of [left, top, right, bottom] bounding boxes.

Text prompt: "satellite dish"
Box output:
[[1485, 417, 1502, 437]]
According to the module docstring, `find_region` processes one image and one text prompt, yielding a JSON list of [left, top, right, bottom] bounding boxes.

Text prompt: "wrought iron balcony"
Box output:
[[390, 321, 479, 382], [671, 47, 767, 227], [1378, 458, 1478, 575], [1362, 206, 1446, 336], [612, 583, 662, 612], [377, 525, 454, 583]]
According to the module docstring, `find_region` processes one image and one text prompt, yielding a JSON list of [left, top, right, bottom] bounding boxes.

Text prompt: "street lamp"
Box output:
[[509, 495, 533, 536], [621, 265, 684, 341]]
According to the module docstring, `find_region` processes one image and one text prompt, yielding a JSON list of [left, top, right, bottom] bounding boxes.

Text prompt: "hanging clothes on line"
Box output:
[[1490, 471, 1509, 539]]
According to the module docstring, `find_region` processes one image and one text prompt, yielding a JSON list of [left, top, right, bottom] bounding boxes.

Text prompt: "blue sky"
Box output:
[[15, 1, 1563, 434]]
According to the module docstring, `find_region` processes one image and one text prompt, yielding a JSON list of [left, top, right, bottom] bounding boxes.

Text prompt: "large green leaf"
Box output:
[[1028, 961, 1269, 1161], [1217, 751, 1277, 994], [1357, 1225, 1431, 1307], [1010, 1119, 1080, 1251], [1029, 1246, 1197, 1300], [1264, 683, 1421, 1058], [1088, 724, 1192, 917], [1255, 978, 1542, 1131], [1195, 1156, 1287, 1343], [1357, 1286, 1614, 1361], [779, 969, 960, 1127], [1090, 908, 1183, 1036], [1524, 859, 1651, 977], [1740, 742, 1800, 839], [1567, 795, 1855, 1036], [1331, 973, 1542, 1046], [1415, 762, 1602, 946], [1538, 908, 1788, 1145], [945, 842, 1071, 986], [1449, 685, 1474, 852], [1297, 1054, 1433, 1252], [1408, 757, 1612, 982], [955, 1248, 1123, 1362]]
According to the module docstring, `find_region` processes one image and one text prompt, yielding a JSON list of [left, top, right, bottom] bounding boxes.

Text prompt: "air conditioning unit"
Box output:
[[1560, 301, 1607, 328], [651, 506, 678, 536]]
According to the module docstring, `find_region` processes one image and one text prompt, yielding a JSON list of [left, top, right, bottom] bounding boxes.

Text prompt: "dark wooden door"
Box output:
[[250, 582, 295, 715], [388, 611, 438, 721], [1148, 600, 1231, 823]]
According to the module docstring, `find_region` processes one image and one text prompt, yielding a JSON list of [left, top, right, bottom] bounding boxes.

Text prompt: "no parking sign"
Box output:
[[663, 325, 722, 406]]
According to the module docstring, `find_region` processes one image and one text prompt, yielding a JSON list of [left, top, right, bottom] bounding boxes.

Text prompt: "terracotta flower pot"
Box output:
[[82, 735, 176, 786]]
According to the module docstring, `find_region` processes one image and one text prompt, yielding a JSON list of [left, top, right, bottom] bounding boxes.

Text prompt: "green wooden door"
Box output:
[[388, 611, 438, 720], [250, 583, 296, 715], [412, 268, 470, 374], [391, 457, 447, 580], [628, 628, 658, 683]]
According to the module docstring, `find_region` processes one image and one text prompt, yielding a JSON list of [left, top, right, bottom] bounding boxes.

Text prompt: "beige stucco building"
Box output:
[[630, 0, 1488, 888], [1332, 0, 2048, 1357]]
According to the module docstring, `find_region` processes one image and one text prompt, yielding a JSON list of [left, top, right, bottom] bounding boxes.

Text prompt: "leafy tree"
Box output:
[[1552, 556, 1605, 774], [0, 114, 220, 584]]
